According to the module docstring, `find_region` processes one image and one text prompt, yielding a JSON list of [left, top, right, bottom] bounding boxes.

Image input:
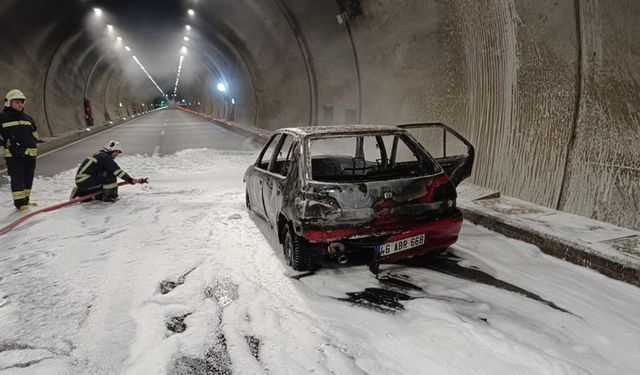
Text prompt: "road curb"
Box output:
[[176, 107, 270, 143], [460, 207, 640, 287]]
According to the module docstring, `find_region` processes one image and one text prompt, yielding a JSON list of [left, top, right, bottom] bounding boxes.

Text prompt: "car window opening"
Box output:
[[271, 136, 296, 177], [310, 134, 440, 183]]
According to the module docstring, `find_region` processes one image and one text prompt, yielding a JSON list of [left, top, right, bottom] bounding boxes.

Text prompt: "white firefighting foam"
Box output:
[[0, 149, 639, 374]]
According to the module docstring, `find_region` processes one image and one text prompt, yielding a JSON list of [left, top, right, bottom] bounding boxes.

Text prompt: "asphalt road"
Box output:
[[0, 109, 258, 185]]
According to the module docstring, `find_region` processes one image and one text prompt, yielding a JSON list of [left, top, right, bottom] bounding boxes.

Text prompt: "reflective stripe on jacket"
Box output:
[[0, 107, 38, 158], [75, 151, 132, 184]]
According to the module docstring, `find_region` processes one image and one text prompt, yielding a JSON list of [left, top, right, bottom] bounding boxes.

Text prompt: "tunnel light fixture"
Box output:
[[116, 36, 123, 42], [93, 8, 103, 16], [107, 24, 114, 32], [185, 25, 192, 31], [172, 55, 185, 98], [336, 0, 363, 25], [188, 9, 195, 16], [125, 46, 131, 51], [183, 36, 189, 42], [180, 46, 188, 55], [217, 83, 227, 93], [132, 55, 166, 97], [231, 98, 235, 105]]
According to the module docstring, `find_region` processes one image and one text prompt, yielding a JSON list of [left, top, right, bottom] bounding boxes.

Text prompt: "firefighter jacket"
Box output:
[[0, 106, 39, 158], [75, 150, 133, 185]]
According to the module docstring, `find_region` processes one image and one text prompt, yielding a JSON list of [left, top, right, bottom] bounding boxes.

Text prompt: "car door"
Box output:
[[263, 134, 296, 227], [397, 122, 475, 186], [250, 133, 283, 219]]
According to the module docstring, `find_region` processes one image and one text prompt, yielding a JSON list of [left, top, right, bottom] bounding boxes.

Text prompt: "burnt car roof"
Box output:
[[277, 125, 402, 138]]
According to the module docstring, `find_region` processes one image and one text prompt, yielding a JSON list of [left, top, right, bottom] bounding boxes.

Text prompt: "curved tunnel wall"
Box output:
[[0, 0, 161, 138], [292, 0, 639, 230], [0, 0, 638, 231]]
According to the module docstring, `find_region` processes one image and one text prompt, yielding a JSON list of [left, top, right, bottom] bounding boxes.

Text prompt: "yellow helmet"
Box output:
[[4, 89, 26, 107]]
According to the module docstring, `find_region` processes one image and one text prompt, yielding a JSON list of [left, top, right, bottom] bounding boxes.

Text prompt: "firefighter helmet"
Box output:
[[104, 140, 124, 153], [4, 89, 26, 107]]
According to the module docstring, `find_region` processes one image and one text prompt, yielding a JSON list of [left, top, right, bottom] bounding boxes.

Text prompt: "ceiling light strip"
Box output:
[[132, 55, 166, 96], [172, 55, 185, 97]]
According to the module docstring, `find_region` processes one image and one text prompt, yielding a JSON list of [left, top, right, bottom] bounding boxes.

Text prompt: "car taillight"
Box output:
[[300, 195, 342, 219], [421, 175, 452, 203]]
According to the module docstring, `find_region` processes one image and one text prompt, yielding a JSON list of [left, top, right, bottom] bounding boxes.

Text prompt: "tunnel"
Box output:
[[1, 0, 639, 231]]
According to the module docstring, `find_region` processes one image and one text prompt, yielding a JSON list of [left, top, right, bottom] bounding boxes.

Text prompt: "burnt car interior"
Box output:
[[310, 134, 441, 183]]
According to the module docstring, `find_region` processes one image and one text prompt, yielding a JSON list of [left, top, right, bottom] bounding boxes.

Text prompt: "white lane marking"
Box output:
[[152, 145, 160, 158], [161, 130, 166, 136]]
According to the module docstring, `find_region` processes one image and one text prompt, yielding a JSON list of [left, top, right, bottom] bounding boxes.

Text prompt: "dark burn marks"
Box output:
[[338, 253, 574, 316]]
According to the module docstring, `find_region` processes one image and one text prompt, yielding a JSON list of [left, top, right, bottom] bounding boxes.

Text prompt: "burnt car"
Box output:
[[244, 123, 474, 271]]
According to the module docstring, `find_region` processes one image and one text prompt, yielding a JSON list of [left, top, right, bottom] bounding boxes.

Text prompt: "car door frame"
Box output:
[[262, 133, 298, 228], [396, 122, 475, 186], [249, 133, 283, 219]]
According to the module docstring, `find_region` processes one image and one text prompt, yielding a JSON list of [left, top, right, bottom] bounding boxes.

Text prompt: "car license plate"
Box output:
[[376, 234, 426, 257]]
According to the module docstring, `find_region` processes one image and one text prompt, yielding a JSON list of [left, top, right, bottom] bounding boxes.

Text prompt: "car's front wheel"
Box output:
[[283, 225, 312, 271], [245, 190, 251, 210]]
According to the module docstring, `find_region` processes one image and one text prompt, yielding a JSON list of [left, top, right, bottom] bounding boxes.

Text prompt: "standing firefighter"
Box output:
[[72, 141, 146, 202], [0, 89, 40, 211]]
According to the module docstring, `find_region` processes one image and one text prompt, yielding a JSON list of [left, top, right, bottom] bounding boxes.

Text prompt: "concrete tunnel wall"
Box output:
[[344, 0, 639, 231], [0, 0, 639, 231], [0, 0, 161, 137]]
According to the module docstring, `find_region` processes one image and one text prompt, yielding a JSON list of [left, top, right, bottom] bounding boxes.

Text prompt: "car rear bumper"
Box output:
[[300, 211, 463, 261]]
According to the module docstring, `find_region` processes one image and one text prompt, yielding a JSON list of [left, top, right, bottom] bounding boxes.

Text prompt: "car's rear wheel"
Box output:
[[283, 225, 312, 271]]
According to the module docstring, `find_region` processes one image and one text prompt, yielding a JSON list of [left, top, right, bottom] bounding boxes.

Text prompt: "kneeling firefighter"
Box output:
[[0, 89, 40, 211], [72, 141, 146, 201]]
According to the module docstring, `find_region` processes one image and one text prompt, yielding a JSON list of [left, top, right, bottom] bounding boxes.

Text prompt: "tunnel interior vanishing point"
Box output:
[[0, 0, 639, 231]]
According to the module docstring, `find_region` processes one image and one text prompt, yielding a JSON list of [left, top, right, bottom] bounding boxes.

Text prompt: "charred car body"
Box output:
[[244, 123, 474, 271]]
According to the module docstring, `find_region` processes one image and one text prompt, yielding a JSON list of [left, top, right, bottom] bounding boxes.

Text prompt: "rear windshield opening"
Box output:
[[310, 134, 440, 182]]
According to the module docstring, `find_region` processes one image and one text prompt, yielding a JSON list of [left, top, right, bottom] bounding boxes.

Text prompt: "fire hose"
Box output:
[[0, 179, 148, 236]]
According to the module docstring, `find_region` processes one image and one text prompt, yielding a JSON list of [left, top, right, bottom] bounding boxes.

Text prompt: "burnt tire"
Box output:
[[283, 225, 312, 271]]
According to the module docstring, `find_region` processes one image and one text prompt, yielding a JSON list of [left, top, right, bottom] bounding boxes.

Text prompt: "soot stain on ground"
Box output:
[[159, 266, 199, 295], [167, 313, 191, 334], [170, 332, 232, 375], [405, 253, 575, 315], [245, 335, 260, 360], [337, 288, 415, 313]]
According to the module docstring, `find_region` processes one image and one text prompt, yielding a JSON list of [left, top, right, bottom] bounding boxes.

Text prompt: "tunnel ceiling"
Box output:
[[1, 0, 323, 130], [1, 0, 640, 232]]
